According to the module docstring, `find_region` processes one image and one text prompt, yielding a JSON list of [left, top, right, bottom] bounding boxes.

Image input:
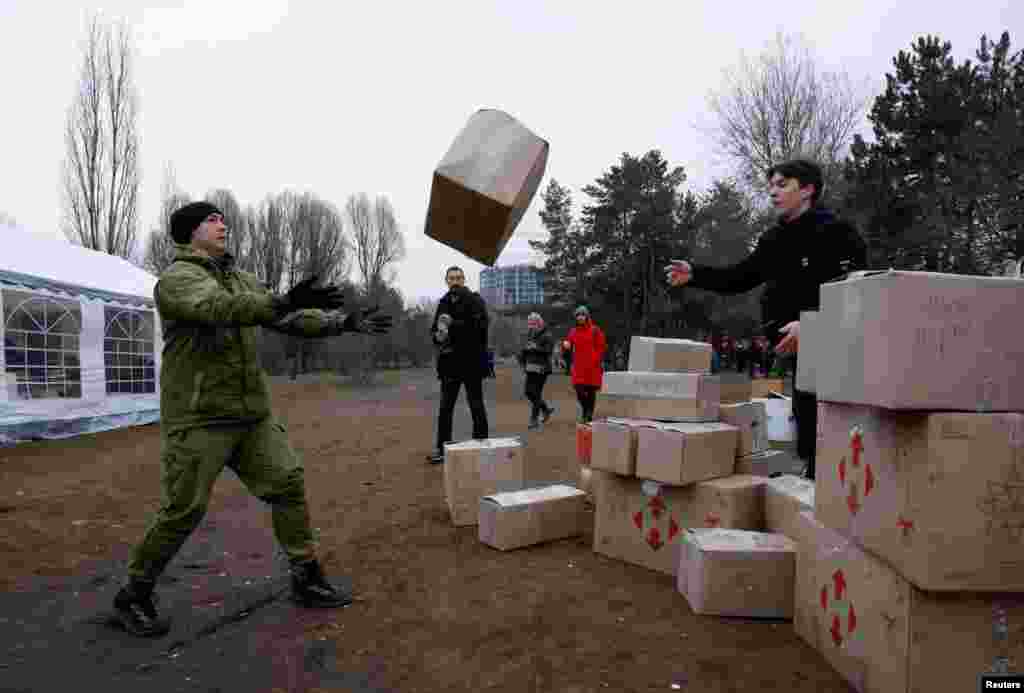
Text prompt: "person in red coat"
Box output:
[[562, 305, 606, 423]]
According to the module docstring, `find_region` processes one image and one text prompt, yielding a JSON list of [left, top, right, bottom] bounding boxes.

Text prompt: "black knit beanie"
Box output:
[[169, 201, 223, 244]]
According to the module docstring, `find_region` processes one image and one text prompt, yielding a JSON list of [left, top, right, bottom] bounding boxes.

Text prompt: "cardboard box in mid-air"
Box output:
[[424, 109, 549, 266]]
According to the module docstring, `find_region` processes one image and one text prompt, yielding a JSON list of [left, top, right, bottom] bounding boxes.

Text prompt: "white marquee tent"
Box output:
[[1, 225, 163, 446]]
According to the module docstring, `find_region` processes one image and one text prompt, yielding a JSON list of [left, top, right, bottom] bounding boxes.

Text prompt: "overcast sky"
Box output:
[[1, 1, 1020, 305]]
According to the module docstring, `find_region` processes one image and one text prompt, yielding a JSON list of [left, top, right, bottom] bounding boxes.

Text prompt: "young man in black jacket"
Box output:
[[666, 159, 867, 479], [426, 266, 490, 464]]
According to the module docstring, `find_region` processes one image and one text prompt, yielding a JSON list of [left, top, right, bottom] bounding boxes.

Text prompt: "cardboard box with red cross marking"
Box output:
[[591, 470, 765, 576], [816, 402, 1024, 592], [794, 511, 1024, 693]]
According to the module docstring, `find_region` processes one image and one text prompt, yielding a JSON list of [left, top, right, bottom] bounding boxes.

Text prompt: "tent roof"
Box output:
[[1, 225, 157, 307]]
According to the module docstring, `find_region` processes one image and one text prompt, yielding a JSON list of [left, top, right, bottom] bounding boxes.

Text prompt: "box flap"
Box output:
[[689, 528, 795, 552], [445, 436, 522, 451], [482, 484, 584, 507]]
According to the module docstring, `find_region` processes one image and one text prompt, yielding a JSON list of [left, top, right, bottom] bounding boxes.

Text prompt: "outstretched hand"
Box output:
[[774, 320, 800, 355], [664, 259, 692, 287], [344, 306, 393, 335], [286, 275, 346, 311]]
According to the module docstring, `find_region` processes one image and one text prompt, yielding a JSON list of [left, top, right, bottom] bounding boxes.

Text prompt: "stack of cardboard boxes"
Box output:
[[587, 336, 802, 618], [787, 270, 1024, 692]]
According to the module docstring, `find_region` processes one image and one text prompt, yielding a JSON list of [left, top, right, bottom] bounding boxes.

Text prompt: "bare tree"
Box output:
[[346, 193, 406, 301], [251, 195, 290, 293], [705, 32, 870, 203], [62, 17, 140, 258], [142, 164, 190, 275]]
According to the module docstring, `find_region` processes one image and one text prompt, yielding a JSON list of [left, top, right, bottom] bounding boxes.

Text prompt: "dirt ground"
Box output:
[[0, 366, 853, 693]]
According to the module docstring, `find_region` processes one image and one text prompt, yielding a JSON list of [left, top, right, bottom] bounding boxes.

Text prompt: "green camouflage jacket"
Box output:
[[157, 246, 353, 432]]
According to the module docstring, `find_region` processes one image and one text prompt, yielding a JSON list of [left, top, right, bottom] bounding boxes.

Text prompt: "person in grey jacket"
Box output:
[[518, 312, 556, 430]]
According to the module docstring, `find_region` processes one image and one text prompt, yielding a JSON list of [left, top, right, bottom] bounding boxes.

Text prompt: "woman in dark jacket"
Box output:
[[518, 312, 556, 430]]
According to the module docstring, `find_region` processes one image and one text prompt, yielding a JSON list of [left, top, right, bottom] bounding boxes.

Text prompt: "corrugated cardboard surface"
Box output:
[[764, 475, 816, 548], [627, 336, 712, 373], [796, 310, 819, 393], [443, 437, 528, 526], [816, 402, 1024, 592], [751, 379, 785, 398], [717, 373, 753, 404], [592, 470, 765, 575], [794, 511, 1024, 693], [478, 485, 589, 551], [424, 109, 549, 266], [600, 372, 720, 422], [590, 417, 652, 476], [736, 449, 804, 477], [635, 422, 739, 485], [678, 529, 796, 619], [720, 401, 768, 457], [815, 270, 1024, 409]]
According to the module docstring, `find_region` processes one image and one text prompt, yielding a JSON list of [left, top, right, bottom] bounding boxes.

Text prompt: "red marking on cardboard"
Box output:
[[649, 495, 665, 519], [830, 614, 843, 647], [897, 515, 914, 536], [847, 482, 860, 515], [647, 527, 663, 551], [850, 428, 864, 468], [632, 511, 643, 529], [864, 464, 875, 497], [832, 569, 847, 601], [820, 586, 828, 611], [839, 456, 846, 484], [668, 516, 680, 541]]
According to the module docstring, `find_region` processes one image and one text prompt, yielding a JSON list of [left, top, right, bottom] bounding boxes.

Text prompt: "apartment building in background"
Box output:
[[479, 264, 544, 308]]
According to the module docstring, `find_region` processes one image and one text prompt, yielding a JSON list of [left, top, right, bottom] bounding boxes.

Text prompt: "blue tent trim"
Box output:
[[0, 268, 154, 308]]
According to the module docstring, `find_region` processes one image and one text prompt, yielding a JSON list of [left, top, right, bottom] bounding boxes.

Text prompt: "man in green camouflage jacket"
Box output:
[[113, 201, 392, 637]]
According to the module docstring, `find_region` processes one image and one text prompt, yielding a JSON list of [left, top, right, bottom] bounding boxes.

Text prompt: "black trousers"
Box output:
[[792, 386, 818, 479], [575, 385, 599, 423], [436, 375, 489, 451], [524, 372, 550, 420]]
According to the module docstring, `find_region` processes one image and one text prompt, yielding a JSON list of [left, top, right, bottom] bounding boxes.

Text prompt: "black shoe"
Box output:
[[540, 405, 555, 424], [528, 418, 540, 431], [290, 560, 353, 609], [426, 450, 444, 464], [113, 579, 170, 637]]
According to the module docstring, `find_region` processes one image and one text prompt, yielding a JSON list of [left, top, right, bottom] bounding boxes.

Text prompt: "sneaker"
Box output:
[[540, 405, 556, 424], [290, 560, 353, 609], [426, 450, 444, 464], [112, 580, 170, 637]]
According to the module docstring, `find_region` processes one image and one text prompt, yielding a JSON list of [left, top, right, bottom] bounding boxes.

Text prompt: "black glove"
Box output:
[[343, 306, 393, 335], [285, 275, 346, 311]]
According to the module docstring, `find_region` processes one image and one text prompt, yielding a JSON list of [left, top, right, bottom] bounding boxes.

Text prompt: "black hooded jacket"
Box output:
[[686, 207, 867, 340], [431, 285, 489, 378], [518, 325, 554, 375]]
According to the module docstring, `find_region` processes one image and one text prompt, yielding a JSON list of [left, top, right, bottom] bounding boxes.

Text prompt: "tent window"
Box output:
[[2, 290, 83, 400], [103, 308, 157, 395]]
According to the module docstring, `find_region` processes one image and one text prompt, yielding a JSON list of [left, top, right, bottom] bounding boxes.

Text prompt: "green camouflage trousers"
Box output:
[[127, 417, 315, 580]]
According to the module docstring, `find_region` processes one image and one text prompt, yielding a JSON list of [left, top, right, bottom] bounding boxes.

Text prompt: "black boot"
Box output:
[[113, 577, 170, 637], [540, 403, 555, 424], [290, 559, 352, 608]]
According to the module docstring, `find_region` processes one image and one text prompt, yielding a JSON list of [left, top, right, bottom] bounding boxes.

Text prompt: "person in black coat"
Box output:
[[426, 266, 490, 464], [517, 312, 556, 430], [666, 159, 867, 480]]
